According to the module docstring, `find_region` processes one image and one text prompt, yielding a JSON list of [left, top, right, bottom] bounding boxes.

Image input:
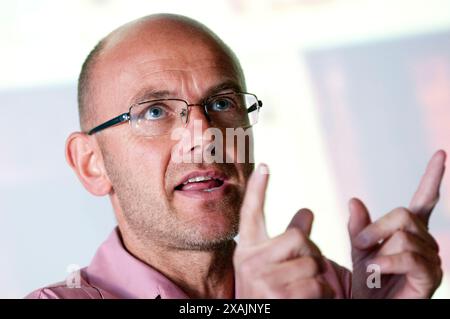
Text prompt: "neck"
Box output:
[[121, 230, 236, 299]]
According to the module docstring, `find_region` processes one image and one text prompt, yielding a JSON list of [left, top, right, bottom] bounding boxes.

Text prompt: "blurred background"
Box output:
[[1, 0, 450, 298]]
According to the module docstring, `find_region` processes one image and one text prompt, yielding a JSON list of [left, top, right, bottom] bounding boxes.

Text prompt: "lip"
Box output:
[[175, 170, 229, 188], [174, 181, 231, 199], [173, 169, 231, 199]]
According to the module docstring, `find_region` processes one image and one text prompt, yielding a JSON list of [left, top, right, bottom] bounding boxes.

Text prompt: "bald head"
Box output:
[[77, 14, 245, 131]]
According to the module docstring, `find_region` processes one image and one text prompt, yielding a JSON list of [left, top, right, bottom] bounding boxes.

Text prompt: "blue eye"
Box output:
[[210, 98, 234, 112], [144, 105, 167, 120]]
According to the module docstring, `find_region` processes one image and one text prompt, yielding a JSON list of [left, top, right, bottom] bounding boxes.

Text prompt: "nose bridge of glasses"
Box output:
[[183, 103, 210, 125]]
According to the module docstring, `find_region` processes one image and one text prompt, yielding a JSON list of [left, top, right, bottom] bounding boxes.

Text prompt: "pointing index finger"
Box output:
[[409, 150, 446, 225], [238, 163, 270, 246]]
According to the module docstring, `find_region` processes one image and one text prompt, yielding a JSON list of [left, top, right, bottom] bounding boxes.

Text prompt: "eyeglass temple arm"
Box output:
[[247, 100, 263, 114], [87, 113, 130, 135]]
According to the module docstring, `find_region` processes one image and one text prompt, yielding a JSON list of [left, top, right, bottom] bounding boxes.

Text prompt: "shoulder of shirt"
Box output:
[[23, 269, 114, 299], [24, 280, 108, 299], [23, 272, 162, 299]]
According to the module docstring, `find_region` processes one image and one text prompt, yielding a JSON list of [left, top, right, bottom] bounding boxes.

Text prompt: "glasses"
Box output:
[[86, 91, 263, 137]]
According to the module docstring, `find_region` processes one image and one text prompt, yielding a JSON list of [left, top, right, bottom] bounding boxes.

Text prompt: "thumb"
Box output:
[[348, 198, 372, 244], [287, 208, 314, 237]]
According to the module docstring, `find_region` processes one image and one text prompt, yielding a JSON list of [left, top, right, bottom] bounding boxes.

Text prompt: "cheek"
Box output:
[[235, 162, 254, 193], [131, 137, 174, 193]]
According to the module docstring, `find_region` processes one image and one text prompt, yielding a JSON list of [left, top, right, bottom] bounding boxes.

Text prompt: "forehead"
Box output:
[[93, 25, 242, 114], [120, 57, 240, 94]]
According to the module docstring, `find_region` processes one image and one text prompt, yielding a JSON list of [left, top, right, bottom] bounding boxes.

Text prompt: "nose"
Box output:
[[185, 105, 214, 150], [171, 104, 217, 164]]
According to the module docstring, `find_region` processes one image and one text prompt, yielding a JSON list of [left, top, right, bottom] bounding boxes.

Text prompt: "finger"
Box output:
[[266, 256, 323, 286], [238, 163, 270, 246], [287, 209, 314, 237], [354, 207, 434, 250], [370, 252, 440, 282], [378, 230, 440, 265], [348, 198, 372, 243], [259, 227, 323, 263], [348, 198, 373, 262], [409, 150, 446, 225], [286, 278, 336, 299]]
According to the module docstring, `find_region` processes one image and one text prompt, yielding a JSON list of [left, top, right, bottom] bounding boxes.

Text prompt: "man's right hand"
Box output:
[[233, 164, 335, 298]]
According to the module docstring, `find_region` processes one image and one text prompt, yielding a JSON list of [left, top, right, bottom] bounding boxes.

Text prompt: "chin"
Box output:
[[170, 200, 241, 248], [179, 216, 238, 250], [198, 216, 238, 239]]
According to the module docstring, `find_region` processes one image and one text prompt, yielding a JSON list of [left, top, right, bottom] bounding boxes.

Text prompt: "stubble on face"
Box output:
[[102, 146, 250, 251]]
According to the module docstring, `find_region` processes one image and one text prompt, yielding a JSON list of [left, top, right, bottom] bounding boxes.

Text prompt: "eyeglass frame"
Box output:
[[86, 91, 263, 135]]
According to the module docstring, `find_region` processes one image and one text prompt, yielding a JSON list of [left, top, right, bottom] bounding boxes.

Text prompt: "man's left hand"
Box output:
[[349, 150, 446, 299]]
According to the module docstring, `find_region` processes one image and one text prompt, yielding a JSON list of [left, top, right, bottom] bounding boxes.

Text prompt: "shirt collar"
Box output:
[[85, 227, 189, 299]]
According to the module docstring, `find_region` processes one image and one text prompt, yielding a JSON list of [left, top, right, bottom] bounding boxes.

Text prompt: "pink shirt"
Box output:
[[25, 227, 352, 299]]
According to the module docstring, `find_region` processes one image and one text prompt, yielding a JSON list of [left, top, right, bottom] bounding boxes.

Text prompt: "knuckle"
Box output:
[[395, 207, 412, 223], [287, 227, 306, 245], [301, 256, 320, 275]]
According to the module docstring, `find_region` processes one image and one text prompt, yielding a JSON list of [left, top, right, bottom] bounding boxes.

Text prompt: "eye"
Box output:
[[209, 97, 235, 112], [143, 105, 167, 120]]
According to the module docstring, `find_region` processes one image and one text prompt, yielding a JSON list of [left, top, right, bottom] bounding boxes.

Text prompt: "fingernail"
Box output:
[[258, 163, 269, 175]]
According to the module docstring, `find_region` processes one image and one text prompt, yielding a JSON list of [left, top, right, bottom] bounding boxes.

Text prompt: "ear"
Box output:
[[65, 132, 112, 196]]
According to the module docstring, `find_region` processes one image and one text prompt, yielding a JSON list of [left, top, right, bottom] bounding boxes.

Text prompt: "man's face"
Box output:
[[92, 22, 253, 250]]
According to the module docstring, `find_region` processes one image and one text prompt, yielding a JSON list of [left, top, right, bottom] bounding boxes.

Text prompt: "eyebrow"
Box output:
[[131, 89, 173, 104], [203, 80, 243, 98], [130, 80, 243, 105]]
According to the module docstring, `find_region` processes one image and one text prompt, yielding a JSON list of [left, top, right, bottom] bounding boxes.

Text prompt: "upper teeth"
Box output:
[[183, 176, 212, 185]]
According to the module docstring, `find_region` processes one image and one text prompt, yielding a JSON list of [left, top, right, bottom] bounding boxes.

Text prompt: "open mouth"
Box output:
[[174, 172, 226, 192]]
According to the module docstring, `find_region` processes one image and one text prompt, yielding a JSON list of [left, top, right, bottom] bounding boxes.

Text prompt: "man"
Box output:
[[27, 13, 445, 299]]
